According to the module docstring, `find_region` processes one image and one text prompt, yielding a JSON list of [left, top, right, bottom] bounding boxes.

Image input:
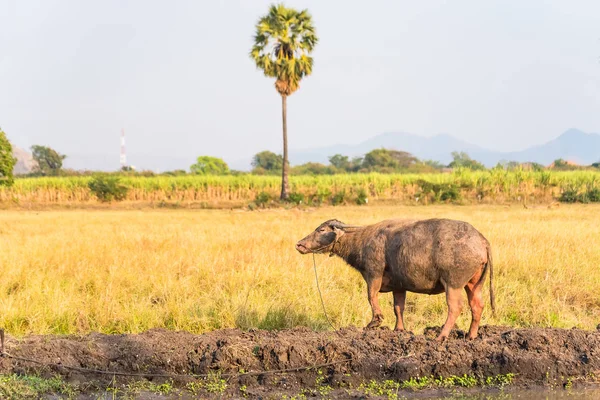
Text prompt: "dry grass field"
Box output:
[[1, 204, 599, 337]]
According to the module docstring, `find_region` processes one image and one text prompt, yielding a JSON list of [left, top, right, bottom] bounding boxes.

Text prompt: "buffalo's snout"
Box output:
[[295, 241, 310, 254]]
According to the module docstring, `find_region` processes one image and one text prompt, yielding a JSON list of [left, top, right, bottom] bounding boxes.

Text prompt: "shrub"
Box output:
[[355, 188, 368, 205], [416, 179, 461, 203], [586, 188, 600, 202], [88, 175, 129, 202], [559, 186, 579, 203], [255, 191, 272, 208], [331, 190, 346, 206], [308, 188, 332, 206], [439, 184, 460, 202], [287, 192, 304, 205]]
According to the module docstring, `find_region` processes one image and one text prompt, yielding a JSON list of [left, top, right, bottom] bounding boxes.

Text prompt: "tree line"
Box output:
[[1, 128, 598, 189], [187, 149, 598, 176]]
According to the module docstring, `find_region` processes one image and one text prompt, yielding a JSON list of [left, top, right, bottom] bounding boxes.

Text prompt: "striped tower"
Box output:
[[120, 129, 127, 169]]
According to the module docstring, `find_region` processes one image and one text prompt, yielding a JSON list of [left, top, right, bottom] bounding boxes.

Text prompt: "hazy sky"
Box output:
[[1, 0, 599, 170]]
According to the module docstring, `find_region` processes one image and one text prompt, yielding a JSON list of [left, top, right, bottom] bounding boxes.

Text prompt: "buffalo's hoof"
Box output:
[[435, 334, 448, 342], [366, 316, 383, 329]]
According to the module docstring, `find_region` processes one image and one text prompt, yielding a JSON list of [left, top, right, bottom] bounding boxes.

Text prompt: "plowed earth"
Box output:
[[1, 326, 599, 398]]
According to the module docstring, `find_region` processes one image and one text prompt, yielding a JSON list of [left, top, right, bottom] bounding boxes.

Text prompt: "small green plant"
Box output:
[[315, 369, 333, 397], [358, 372, 517, 395], [359, 379, 400, 399], [255, 191, 272, 207], [186, 381, 203, 396], [0, 374, 78, 399], [287, 192, 305, 205], [282, 394, 307, 400], [355, 188, 368, 205], [88, 174, 129, 202], [152, 380, 174, 395], [492, 373, 515, 387], [331, 190, 346, 206], [122, 379, 174, 397], [205, 372, 228, 394], [185, 373, 228, 396], [446, 374, 478, 388], [564, 378, 573, 390], [401, 376, 433, 390]]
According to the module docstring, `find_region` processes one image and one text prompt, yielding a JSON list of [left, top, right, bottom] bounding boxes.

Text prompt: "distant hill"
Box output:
[[289, 128, 600, 168], [488, 128, 600, 166], [13, 146, 38, 175], [12, 128, 600, 173]]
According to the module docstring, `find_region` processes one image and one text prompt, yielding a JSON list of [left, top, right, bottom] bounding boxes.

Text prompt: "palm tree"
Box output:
[[250, 4, 318, 200]]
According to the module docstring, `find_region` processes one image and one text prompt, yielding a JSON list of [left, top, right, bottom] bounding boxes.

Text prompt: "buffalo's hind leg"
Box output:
[[393, 290, 406, 331], [437, 286, 463, 341], [465, 274, 485, 340], [366, 277, 384, 329]]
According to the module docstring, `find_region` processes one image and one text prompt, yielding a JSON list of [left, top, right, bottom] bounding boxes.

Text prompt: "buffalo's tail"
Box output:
[[486, 244, 496, 315]]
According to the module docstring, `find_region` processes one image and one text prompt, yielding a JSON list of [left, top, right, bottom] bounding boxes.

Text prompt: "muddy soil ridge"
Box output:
[[0, 325, 599, 393]]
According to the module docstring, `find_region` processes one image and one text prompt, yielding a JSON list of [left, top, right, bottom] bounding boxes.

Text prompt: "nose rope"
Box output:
[[312, 253, 338, 331], [307, 237, 339, 257]]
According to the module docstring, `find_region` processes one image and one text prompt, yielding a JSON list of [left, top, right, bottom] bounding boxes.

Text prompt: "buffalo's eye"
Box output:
[[318, 228, 326, 233]]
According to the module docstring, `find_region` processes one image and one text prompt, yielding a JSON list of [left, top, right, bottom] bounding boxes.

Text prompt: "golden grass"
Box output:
[[0, 204, 599, 337]]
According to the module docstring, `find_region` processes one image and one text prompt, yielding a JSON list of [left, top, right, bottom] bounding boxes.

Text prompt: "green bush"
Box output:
[[88, 175, 129, 202], [308, 188, 332, 206], [331, 190, 346, 206], [355, 188, 368, 205], [439, 184, 461, 202], [586, 188, 600, 202], [255, 191, 272, 207], [416, 179, 461, 203], [287, 192, 304, 205]]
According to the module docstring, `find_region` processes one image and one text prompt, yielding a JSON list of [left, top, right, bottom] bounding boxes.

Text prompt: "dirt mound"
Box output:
[[1, 326, 599, 397]]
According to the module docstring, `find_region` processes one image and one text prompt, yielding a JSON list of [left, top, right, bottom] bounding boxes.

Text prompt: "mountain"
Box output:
[[12, 146, 38, 175], [11, 128, 600, 173], [490, 128, 600, 166], [290, 128, 600, 168]]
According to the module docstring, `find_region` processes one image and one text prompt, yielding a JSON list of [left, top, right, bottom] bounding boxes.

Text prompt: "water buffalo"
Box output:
[[296, 218, 495, 340]]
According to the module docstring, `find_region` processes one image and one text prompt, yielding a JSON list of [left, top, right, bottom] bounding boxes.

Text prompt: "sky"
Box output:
[[1, 0, 599, 171]]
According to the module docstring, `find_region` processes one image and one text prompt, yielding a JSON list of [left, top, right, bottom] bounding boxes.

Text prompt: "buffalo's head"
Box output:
[[296, 219, 350, 254]]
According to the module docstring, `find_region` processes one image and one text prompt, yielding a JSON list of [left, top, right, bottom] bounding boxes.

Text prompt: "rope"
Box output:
[[313, 253, 338, 331]]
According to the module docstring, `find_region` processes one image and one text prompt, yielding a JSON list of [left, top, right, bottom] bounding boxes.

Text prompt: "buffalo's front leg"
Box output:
[[393, 290, 407, 331], [366, 276, 383, 329]]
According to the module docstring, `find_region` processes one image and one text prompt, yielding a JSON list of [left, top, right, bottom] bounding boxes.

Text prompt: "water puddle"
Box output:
[[422, 387, 600, 400]]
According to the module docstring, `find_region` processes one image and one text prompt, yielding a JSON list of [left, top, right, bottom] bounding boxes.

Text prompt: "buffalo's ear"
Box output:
[[332, 226, 345, 238]]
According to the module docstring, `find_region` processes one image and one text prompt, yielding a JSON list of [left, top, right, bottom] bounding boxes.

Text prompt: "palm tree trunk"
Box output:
[[280, 94, 290, 200]]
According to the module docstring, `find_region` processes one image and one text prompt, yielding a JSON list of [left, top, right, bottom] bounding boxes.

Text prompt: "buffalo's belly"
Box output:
[[379, 273, 445, 294], [407, 282, 445, 295]]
